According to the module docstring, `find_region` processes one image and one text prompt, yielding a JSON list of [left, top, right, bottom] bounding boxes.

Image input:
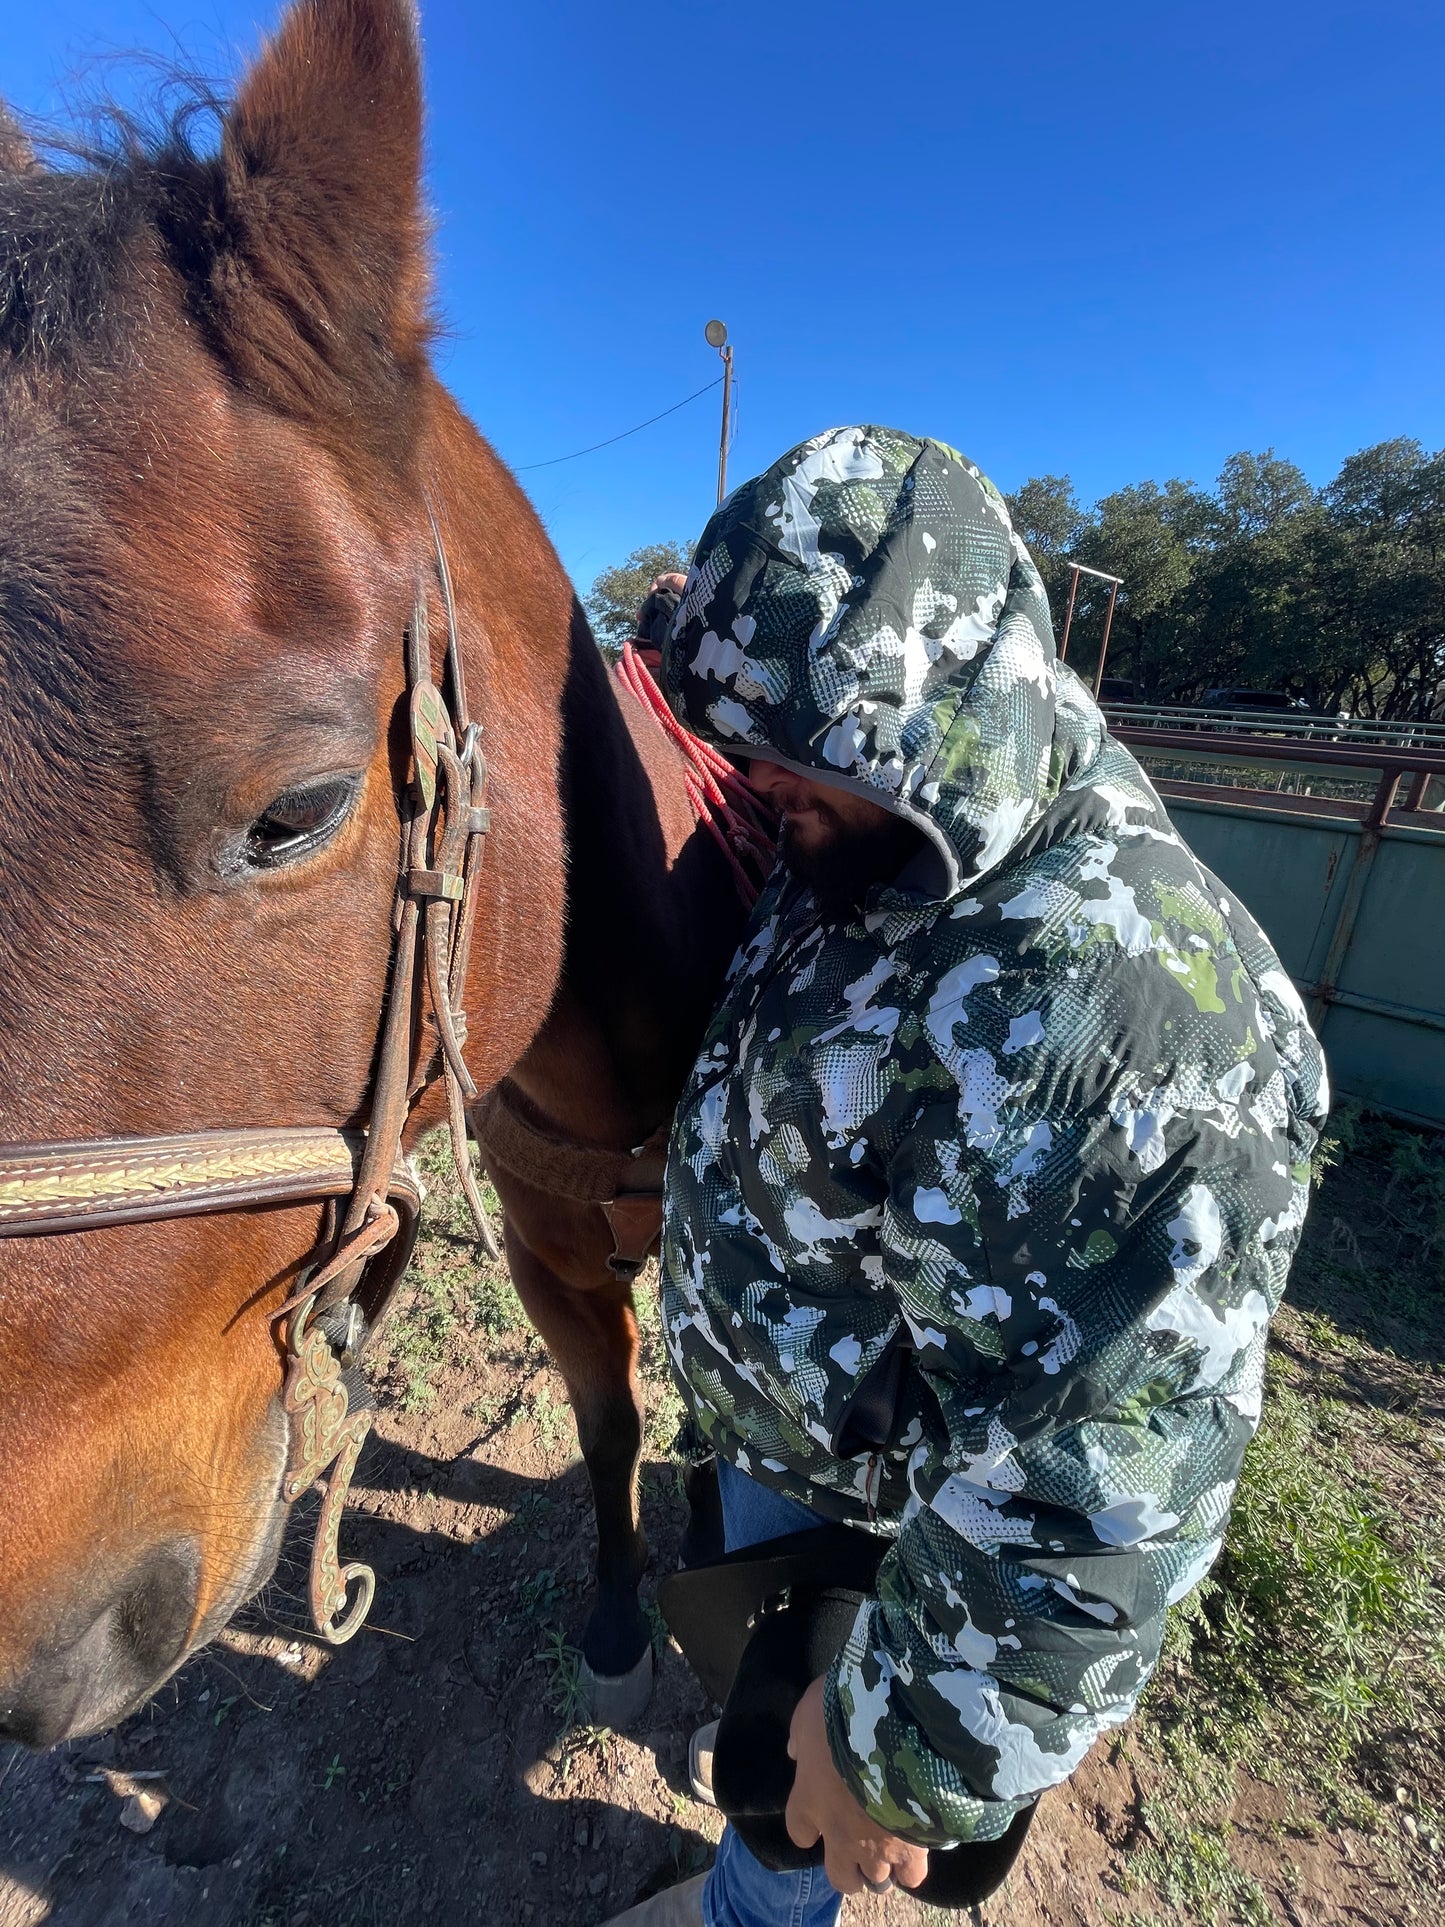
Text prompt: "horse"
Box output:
[[0, 0, 743, 1750]]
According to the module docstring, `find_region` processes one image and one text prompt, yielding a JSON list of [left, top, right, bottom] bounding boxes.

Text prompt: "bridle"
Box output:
[[0, 515, 497, 1646]]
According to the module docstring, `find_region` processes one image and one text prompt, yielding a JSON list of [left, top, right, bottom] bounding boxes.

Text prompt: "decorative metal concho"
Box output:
[[410, 678, 449, 810], [281, 1297, 376, 1644]]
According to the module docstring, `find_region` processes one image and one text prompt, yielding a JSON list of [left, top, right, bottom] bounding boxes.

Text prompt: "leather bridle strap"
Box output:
[[0, 1127, 365, 1237], [0, 516, 495, 1649]]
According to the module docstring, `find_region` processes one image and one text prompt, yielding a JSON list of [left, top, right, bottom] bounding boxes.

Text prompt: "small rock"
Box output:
[[574, 1821, 589, 1848], [587, 1874, 607, 1897], [530, 1850, 548, 1869], [119, 1789, 167, 1834], [1403, 1814, 1419, 1839]]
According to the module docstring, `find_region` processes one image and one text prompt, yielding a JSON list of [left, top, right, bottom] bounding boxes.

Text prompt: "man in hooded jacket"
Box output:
[[608, 427, 1327, 1926]]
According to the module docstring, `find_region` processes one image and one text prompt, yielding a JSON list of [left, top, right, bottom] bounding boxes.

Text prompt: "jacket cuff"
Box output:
[[823, 1633, 1026, 1847]]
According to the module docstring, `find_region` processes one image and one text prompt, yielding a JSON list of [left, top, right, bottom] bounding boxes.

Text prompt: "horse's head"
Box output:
[[0, 0, 571, 1744]]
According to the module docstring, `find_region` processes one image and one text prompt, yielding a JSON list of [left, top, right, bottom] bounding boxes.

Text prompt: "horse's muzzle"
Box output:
[[0, 1538, 202, 1748]]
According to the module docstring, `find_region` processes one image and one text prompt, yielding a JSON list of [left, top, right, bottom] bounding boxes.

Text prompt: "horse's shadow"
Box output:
[[0, 1449, 716, 1927]]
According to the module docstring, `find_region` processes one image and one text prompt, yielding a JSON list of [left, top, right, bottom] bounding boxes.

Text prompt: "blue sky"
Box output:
[[8, 1, 1444, 597]]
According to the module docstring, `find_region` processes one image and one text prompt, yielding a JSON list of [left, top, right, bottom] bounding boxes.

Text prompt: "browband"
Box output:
[[0, 1127, 368, 1237]]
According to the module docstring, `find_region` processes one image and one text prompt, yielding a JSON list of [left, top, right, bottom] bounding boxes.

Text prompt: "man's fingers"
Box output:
[[821, 1842, 867, 1895], [859, 1850, 896, 1894], [893, 1842, 931, 1890], [812, 1826, 927, 1896]]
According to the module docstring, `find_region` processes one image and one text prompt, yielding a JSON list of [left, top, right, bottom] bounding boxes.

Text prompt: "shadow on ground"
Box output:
[[0, 1452, 716, 1927]]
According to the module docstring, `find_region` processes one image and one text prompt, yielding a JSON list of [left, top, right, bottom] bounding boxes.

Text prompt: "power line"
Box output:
[[514, 376, 724, 472]]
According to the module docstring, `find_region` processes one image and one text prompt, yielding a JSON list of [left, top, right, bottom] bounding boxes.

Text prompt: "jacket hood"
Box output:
[[664, 424, 1106, 897]]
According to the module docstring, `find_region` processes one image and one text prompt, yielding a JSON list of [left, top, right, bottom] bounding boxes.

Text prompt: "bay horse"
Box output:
[[0, 0, 740, 1749]]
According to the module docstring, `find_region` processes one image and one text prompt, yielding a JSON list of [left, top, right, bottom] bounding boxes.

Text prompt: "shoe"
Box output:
[[688, 1720, 719, 1808], [604, 1871, 707, 1924]]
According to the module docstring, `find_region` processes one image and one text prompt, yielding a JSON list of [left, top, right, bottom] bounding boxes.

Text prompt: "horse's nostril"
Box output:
[[0, 1538, 201, 1749], [113, 1538, 201, 1669]]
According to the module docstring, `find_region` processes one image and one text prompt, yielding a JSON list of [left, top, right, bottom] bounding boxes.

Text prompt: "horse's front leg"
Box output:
[[504, 1233, 654, 1725]]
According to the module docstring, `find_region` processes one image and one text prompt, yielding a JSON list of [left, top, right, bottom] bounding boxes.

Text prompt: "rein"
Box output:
[[0, 518, 494, 1646], [614, 642, 777, 907]]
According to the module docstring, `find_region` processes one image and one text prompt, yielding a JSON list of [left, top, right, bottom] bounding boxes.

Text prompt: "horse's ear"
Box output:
[[211, 0, 427, 430], [0, 105, 38, 174]]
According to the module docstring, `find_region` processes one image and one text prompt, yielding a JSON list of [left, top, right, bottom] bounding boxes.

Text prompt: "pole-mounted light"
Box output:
[[705, 320, 733, 505]]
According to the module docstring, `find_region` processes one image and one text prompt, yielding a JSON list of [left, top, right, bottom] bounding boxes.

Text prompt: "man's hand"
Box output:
[[785, 1675, 929, 1896]]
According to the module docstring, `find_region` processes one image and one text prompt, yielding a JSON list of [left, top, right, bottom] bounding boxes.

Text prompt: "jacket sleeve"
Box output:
[[823, 1040, 1320, 1846]]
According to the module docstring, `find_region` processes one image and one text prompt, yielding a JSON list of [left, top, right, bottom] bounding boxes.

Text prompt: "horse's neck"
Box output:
[[510, 617, 746, 1149]]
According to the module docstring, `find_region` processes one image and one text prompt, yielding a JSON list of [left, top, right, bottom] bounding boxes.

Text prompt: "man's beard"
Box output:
[[781, 808, 925, 918]]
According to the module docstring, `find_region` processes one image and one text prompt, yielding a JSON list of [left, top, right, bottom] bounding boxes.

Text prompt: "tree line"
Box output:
[[1006, 439, 1445, 719], [583, 441, 1445, 720]]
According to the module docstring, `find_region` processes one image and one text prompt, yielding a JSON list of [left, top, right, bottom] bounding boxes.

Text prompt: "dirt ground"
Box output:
[[0, 1152, 1435, 1927]]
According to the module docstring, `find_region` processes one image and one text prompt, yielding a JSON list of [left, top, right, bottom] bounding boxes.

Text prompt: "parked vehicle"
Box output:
[[1200, 687, 1311, 712]]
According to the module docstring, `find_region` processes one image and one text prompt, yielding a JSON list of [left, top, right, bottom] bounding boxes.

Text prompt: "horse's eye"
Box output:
[[243, 775, 360, 869]]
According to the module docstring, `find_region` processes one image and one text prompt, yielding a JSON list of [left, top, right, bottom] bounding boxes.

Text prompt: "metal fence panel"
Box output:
[[1164, 795, 1445, 1128]]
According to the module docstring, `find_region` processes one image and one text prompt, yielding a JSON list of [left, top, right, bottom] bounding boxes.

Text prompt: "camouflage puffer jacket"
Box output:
[[659, 427, 1328, 1847]]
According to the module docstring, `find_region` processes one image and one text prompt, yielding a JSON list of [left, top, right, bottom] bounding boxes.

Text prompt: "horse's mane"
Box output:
[[0, 80, 224, 364]]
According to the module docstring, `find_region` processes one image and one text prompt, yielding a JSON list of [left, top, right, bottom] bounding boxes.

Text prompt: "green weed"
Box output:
[[528, 1382, 574, 1456], [519, 1566, 566, 1619], [538, 1624, 586, 1729], [384, 1268, 460, 1412], [1126, 1109, 1445, 1921], [1121, 1799, 1274, 1927]]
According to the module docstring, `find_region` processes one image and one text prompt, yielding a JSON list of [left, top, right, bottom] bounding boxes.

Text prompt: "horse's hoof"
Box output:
[[577, 1642, 654, 1728]]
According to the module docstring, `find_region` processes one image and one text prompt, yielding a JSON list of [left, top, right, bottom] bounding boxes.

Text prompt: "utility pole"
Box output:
[[705, 319, 733, 504]]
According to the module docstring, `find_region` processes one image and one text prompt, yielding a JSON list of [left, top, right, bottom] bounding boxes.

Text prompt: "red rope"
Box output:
[[615, 642, 778, 908]]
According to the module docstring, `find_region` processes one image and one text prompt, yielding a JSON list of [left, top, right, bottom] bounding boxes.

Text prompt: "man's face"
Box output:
[[747, 760, 922, 913]]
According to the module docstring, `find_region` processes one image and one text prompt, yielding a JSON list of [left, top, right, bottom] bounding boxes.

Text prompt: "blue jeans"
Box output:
[[701, 1460, 842, 1927]]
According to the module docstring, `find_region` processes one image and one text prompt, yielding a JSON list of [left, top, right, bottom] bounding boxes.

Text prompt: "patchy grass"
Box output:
[[368, 1129, 522, 1412], [1124, 1105, 1445, 1920], [527, 1382, 575, 1458], [635, 1269, 687, 1461], [1117, 1794, 1275, 1927]]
